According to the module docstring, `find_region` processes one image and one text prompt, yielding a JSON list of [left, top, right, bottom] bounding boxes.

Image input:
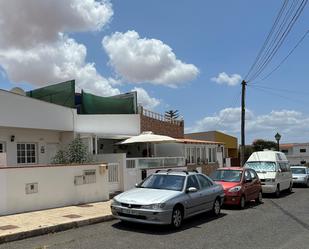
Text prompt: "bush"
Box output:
[[52, 137, 92, 164]]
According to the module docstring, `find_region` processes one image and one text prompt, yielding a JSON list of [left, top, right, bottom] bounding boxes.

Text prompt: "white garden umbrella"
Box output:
[[119, 131, 178, 144], [119, 131, 179, 157]]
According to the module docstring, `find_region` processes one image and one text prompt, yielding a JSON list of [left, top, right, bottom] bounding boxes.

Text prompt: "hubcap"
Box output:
[[214, 200, 220, 215], [173, 209, 182, 227]]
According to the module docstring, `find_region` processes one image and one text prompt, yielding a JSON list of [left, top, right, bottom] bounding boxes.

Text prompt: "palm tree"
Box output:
[[165, 110, 179, 120]]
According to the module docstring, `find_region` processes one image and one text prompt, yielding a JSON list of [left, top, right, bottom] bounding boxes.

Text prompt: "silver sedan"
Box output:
[[111, 170, 225, 228], [291, 166, 309, 187]]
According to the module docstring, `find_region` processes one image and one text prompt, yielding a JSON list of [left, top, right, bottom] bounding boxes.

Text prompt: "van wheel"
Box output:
[[287, 183, 293, 193], [239, 195, 246, 209], [275, 185, 280, 198], [255, 191, 263, 204]]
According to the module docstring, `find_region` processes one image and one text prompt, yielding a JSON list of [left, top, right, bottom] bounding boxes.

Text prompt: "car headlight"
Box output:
[[111, 199, 120, 206], [228, 186, 242, 193], [265, 178, 275, 182], [141, 203, 166, 209]]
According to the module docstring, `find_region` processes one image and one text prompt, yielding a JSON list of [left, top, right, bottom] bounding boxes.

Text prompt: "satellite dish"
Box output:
[[10, 87, 26, 96]]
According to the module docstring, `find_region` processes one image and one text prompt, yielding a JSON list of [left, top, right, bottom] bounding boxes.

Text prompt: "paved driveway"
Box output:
[[1, 188, 309, 249]]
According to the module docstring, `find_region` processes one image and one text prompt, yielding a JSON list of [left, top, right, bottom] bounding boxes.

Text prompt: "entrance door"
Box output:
[[108, 163, 121, 194]]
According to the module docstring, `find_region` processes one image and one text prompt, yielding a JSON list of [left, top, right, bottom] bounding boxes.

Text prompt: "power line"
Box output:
[[258, 29, 309, 81], [248, 0, 308, 82], [248, 83, 309, 95]]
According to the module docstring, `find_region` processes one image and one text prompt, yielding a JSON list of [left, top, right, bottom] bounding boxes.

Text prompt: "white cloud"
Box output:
[[0, 35, 120, 96], [187, 108, 309, 143], [102, 30, 199, 87], [132, 87, 160, 110], [0, 0, 120, 96], [211, 72, 242, 86], [0, 0, 113, 49]]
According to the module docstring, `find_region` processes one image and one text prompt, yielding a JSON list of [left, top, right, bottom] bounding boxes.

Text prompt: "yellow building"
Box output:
[[185, 131, 238, 158]]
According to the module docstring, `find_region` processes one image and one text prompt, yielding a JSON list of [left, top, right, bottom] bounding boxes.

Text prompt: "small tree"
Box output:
[[52, 136, 92, 164], [165, 110, 179, 120], [252, 139, 277, 152]]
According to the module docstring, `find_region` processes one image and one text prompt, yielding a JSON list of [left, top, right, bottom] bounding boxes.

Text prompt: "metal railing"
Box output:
[[126, 156, 185, 169], [139, 106, 183, 126]]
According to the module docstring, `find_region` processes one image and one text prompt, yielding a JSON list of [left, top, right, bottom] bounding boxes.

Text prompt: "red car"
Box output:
[[210, 167, 262, 209]]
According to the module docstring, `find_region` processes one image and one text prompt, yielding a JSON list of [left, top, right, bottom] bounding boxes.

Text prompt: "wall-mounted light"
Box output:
[[10, 135, 15, 142]]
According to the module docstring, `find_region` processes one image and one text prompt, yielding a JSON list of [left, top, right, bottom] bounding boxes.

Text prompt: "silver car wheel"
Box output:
[[172, 208, 182, 228], [213, 199, 221, 216]]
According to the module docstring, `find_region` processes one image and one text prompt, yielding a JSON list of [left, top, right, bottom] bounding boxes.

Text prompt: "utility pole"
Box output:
[[240, 80, 246, 166]]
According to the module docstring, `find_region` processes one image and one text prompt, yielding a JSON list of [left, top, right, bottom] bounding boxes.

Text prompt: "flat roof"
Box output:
[[177, 138, 224, 145]]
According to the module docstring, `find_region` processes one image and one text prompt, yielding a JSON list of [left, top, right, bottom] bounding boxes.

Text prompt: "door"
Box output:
[[248, 169, 261, 199], [185, 175, 202, 215], [108, 163, 121, 194], [46, 143, 59, 164], [196, 174, 217, 210], [243, 170, 255, 200]]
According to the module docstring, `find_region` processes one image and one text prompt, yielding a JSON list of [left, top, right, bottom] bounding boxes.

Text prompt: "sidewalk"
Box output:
[[0, 200, 113, 244]]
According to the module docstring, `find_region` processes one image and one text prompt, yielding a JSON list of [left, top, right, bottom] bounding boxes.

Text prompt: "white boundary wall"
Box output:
[[0, 164, 109, 215]]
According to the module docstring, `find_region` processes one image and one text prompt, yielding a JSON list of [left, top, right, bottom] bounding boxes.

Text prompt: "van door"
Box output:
[[278, 162, 290, 190]]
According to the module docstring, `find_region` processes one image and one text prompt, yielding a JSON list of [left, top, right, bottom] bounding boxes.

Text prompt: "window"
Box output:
[[209, 148, 212, 162], [244, 170, 252, 182], [201, 147, 207, 163], [0, 142, 5, 153], [191, 148, 196, 164], [186, 175, 200, 190], [196, 148, 201, 163], [196, 174, 213, 188], [186, 147, 191, 164], [248, 169, 258, 180], [17, 143, 36, 164], [300, 148, 306, 153]]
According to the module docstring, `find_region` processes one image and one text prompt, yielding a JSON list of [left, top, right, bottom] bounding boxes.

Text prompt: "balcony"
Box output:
[[126, 156, 185, 169]]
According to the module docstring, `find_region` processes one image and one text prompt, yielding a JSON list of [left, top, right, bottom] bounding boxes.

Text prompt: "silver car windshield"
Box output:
[[245, 162, 276, 172], [140, 175, 185, 191], [291, 168, 306, 174]]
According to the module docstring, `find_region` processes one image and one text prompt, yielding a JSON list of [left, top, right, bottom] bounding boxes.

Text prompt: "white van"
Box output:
[[245, 151, 293, 197]]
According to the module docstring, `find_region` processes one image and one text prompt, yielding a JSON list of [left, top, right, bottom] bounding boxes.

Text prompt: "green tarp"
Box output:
[[26, 80, 75, 108], [80, 91, 136, 114]]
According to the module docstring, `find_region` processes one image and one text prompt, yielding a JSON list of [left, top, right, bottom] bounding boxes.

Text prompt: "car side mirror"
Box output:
[[135, 183, 140, 187], [186, 187, 198, 193], [278, 168, 282, 173], [245, 178, 252, 183]]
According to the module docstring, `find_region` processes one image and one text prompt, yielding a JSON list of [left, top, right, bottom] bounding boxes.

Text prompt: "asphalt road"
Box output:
[[1, 187, 309, 249]]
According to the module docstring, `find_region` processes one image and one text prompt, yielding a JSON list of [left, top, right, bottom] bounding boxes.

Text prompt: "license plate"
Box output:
[[122, 208, 138, 215]]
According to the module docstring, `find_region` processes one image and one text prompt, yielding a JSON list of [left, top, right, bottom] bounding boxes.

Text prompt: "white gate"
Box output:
[[108, 163, 121, 193]]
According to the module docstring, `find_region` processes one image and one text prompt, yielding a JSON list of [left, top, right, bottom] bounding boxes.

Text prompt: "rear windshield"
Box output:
[[291, 168, 306, 174], [210, 170, 242, 182], [139, 175, 185, 191], [245, 162, 276, 172]]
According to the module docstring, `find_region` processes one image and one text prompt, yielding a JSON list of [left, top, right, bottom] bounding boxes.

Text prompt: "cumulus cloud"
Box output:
[[132, 87, 160, 110], [211, 72, 242, 86], [102, 30, 199, 87], [0, 0, 113, 49], [187, 108, 309, 143], [0, 0, 121, 96]]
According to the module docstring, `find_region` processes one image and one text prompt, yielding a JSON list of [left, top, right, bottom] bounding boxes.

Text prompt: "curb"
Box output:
[[0, 215, 115, 244]]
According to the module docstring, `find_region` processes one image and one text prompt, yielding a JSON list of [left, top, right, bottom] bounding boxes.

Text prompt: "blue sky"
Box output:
[[0, 0, 308, 144]]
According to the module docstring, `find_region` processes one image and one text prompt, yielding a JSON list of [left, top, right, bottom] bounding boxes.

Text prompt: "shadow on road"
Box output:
[[262, 189, 294, 199], [112, 211, 226, 235]]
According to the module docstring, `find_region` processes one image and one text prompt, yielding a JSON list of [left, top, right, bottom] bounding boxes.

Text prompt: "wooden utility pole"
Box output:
[[240, 80, 246, 166]]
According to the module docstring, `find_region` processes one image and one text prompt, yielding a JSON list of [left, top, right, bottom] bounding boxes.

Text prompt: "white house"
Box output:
[[281, 143, 309, 165]]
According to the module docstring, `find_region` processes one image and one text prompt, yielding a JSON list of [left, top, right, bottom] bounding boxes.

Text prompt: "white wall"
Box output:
[[75, 114, 140, 136], [0, 127, 72, 166], [0, 90, 75, 131], [0, 164, 109, 215], [155, 143, 184, 157]]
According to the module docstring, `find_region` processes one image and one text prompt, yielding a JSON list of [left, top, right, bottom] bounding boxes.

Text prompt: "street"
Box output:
[[1, 187, 309, 249]]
